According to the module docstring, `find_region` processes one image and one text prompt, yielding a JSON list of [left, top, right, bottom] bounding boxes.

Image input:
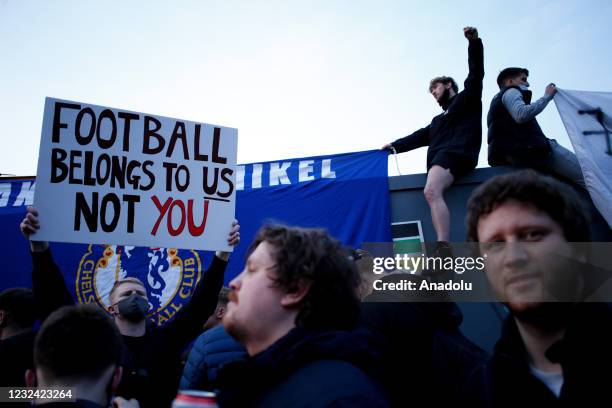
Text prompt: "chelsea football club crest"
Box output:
[[76, 245, 202, 326]]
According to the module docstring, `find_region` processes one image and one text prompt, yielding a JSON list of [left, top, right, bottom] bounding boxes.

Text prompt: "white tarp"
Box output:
[[554, 89, 612, 228]]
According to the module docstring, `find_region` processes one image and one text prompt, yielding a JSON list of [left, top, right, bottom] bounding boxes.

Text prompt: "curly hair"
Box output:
[[466, 170, 590, 242], [429, 76, 458, 94], [249, 225, 361, 331]]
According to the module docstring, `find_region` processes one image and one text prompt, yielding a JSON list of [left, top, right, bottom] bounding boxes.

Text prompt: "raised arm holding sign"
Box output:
[[21, 205, 240, 407], [23, 97, 241, 407]]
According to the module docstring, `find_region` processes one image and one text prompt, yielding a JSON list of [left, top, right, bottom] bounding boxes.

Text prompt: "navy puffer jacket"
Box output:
[[179, 325, 246, 391]]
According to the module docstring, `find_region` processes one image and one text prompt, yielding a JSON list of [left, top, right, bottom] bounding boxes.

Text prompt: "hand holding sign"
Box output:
[[227, 220, 240, 247], [19, 206, 49, 252], [20, 206, 40, 237], [215, 219, 240, 261]]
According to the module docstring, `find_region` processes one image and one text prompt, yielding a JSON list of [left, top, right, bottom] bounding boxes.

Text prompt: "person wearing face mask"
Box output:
[[487, 67, 586, 189], [382, 27, 483, 249], [20, 206, 241, 408]]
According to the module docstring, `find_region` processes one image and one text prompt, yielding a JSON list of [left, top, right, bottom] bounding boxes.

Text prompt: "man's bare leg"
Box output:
[[423, 165, 455, 242]]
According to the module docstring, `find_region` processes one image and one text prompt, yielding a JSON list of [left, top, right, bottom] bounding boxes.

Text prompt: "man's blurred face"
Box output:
[[477, 200, 580, 313], [430, 82, 453, 102], [223, 241, 287, 350]]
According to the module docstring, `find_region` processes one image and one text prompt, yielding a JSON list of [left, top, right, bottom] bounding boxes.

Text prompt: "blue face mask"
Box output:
[[518, 83, 530, 91], [116, 293, 149, 322]]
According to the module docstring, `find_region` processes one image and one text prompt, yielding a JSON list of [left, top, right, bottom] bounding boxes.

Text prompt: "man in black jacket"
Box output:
[[383, 27, 483, 247], [20, 206, 240, 407], [487, 67, 585, 188], [463, 170, 611, 406], [216, 225, 388, 407]]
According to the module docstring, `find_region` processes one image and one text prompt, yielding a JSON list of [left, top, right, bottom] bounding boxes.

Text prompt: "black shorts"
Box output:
[[429, 152, 475, 178]]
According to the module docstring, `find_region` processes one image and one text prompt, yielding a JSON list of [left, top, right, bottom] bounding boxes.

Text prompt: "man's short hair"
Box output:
[[249, 225, 361, 331], [429, 76, 458, 94], [34, 305, 123, 380], [496, 67, 529, 88], [0, 288, 36, 330], [109, 277, 146, 304], [217, 287, 231, 307], [466, 170, 590, 242]]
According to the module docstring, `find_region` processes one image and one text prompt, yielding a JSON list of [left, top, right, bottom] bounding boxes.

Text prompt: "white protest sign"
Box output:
[[33, 97, 238, 251]]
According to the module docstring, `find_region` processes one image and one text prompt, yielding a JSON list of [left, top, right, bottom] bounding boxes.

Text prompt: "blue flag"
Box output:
[[0, 150, 390, 325]]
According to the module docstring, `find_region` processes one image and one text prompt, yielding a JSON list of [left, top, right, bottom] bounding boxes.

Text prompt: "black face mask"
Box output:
[[522, 89, 533, 104], [437, 87, 453, 110], [116, 294, 149, 322]]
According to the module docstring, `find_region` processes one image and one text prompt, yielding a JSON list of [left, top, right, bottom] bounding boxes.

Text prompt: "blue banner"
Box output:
[[0, 150, 390, 325]]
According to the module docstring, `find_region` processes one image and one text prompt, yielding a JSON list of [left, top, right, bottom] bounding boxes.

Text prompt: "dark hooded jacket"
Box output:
[[390, 38, 484, 171], [361, 274, 487, 407], [462, 303, 612, 407], [215, 327, 389, 407]]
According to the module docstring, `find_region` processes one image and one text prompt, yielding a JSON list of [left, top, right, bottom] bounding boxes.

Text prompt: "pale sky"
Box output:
[[1, 0, 611, 177]]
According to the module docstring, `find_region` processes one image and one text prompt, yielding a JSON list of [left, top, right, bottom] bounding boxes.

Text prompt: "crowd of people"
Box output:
[[1, 26, 609, 408]]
